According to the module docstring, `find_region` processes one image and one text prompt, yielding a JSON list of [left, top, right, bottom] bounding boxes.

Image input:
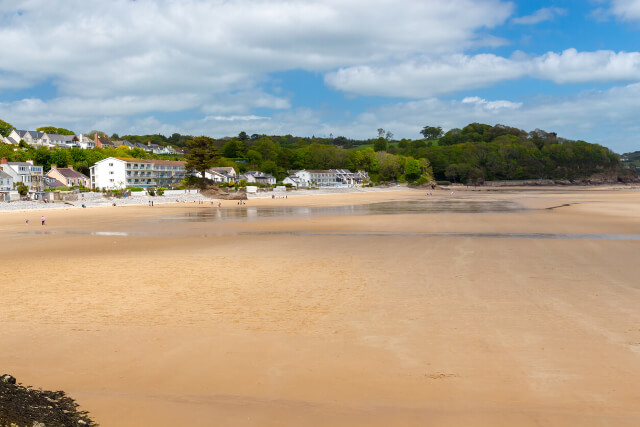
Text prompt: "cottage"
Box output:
[[46, 165, 90, 188]]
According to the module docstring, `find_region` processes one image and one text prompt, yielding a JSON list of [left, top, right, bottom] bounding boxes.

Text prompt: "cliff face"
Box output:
[[0, 374, 96, 427]]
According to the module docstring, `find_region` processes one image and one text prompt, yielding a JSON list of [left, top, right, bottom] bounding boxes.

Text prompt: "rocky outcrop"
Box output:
[[200, 186, 247, 200], [0, 374, 96, 427]]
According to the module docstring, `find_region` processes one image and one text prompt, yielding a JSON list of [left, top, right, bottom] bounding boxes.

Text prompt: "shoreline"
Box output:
[[2, 183, 639, 214]]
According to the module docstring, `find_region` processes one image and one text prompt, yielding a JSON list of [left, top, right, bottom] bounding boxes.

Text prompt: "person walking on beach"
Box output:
[[41, 216, 45, 226]]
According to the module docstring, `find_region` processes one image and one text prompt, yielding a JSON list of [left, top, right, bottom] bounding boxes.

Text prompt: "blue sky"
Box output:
[[0, 0, 639, 153]]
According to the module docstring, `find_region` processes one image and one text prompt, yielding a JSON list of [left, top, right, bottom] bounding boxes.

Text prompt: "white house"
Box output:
[[0, 157, 44, 191], [7, 130, 45, 147], [240, 170, 276, 185], [0, 169, 13, 190], [203, 169, 230, 183], [90, 157, 188, 189], [41, 133, 78, 148], [209, 166, 237, 181]]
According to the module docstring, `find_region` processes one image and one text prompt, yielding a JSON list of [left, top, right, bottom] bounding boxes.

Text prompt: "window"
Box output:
[[109, 171, 114, 175], [109, 163, 113, 166], [109, 179, 114, 182]]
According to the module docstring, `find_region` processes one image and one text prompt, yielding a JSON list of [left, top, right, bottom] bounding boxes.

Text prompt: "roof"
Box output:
[[113, 157, 186, 166], [54, 168, 88, 179], [306, 170, 334, 174], [0, 171, 11, 179], [15, 130, 45, 139], [210, 166, 235, 174], [45, 134, 76, 141]]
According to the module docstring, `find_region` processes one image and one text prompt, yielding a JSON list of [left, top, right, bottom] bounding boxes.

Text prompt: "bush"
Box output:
[[127, 187, 144, 192], [156, 187, 165, 196], [147, 188, 155, 196]]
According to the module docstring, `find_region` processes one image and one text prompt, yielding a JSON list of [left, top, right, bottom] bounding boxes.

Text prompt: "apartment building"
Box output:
[[90, 157, 187, 189]]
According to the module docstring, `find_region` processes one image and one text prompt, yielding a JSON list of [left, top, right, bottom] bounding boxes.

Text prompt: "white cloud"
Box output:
[[0, 0, 513, 96], [610, 0, 640, 21], [512, 7, 567, 25], [326, 49, 640, 97]]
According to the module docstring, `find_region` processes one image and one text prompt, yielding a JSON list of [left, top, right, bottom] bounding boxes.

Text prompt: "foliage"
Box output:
[[16, 182, 29, 196], [37, 126, 75, 135], [420, 126, 443, 140], [0, 119, 15, 137], [156, 187, 165, 196], [185, 136, 219, 182]]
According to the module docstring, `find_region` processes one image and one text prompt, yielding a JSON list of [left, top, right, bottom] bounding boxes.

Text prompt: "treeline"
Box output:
[[0, 121, 625, 184]]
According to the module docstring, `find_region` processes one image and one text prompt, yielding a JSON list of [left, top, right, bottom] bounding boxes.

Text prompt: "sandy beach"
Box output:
[[1, 186, 639, 426]]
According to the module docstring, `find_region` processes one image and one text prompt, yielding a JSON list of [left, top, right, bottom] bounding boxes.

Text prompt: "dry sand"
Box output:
[[1, 187, 639, 426]]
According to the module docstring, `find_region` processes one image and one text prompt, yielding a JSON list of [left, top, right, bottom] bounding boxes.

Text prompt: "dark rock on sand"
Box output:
[[0, 374, 96, 427]]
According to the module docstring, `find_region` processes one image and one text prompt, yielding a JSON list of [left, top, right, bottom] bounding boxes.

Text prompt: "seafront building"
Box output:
[[283, 169, 369, 188], [90, 157, 187, 189], [46, 165, 90, 188], [0, 157, 44, 191]]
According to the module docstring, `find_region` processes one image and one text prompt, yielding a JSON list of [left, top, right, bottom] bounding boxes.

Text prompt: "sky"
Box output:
[[0, 0, 639, 153]]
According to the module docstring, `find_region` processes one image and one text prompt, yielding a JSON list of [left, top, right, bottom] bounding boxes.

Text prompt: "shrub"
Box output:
[[148, 188, 155, 196], [127, 187, 144, 192], [156, 187, 165, 196]]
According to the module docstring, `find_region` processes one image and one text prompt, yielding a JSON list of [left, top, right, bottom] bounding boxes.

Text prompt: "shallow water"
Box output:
[[171, 199, 526, 222]]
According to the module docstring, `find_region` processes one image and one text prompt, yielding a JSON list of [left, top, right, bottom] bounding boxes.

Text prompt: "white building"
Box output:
[[7, 130, 45, 147], [240, 170, 276, 185], [0, 158, 44, 191], [203, 169, 230, 183], [90, 157, 188, 189], [0, 169, 13, 190]]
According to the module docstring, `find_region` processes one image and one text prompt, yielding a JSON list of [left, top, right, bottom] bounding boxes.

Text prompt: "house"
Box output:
[[331, 169, 369, 186], [0, 157, 44, 191], [0, 169, 13, 190], [240, 170, 276, 185], [112, 140, 137, 149], [94, 134, 115, 148], [285, 170, 337, 187], [90, 157, 188, 189], [209, 166, 237, 181], [43, 176, 66, 189], [7, 130, 45, 147], [42, 133, 78, 148], [76, 134, 96, 149], [46, 165, 90, 188], [203, 169, 230, 183]]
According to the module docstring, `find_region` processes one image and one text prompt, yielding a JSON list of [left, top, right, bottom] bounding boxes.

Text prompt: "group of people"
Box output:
[[25, 216, 46, 226]]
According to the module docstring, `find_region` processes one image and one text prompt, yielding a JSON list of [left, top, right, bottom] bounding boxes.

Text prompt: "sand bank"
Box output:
[[1, 188, 639, 426]]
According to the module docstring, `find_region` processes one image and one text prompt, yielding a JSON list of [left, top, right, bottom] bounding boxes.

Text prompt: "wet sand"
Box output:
[[1, 187, 639, 426]]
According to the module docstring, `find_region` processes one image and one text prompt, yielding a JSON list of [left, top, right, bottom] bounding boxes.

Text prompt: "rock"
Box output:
[[1, 374, 16, 384]]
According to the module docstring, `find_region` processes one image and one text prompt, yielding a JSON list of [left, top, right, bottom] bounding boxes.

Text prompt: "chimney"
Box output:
[[147, 141, 151, 146], [1, 157, 7, 164], [94, 133, 102, 148], [51, 164, 57, 170], [68, 165, 73, 170], [26, 159, 34, 165]]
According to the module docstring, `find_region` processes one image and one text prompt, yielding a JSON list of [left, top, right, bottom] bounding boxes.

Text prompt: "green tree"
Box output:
[[185, 136, 218, 182], [0, 119, 15, 137], [420, 126, 443, 140], [373, 137, 388, 152], [404, 158, 422, 181], [16, 182, 29, 196], [37, 126, 74, 135]]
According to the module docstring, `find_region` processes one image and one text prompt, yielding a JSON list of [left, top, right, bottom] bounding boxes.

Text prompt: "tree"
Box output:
[[420, 126, 443, 140], [16, 182, 29, 196], [238, 131, 249, 142], [37, 126, 74, 135], [404, 158, 422, 181], [385, 131, 394, 140], [373, 137, 388, 152], [0, 119, 15, 137], [377, 128, 386, 138], [185, 136, 218, 183]]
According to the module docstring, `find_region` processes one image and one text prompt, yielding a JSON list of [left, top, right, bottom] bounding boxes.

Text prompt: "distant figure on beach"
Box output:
[[25, 219, 29, 225], [41, 216, 45, 226], [218, 202, 221, 208]]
